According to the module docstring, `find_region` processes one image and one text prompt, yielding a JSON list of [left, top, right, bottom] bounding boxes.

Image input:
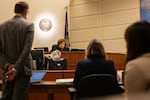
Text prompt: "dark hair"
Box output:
[[57, 39, 66, 45], [87, 39, 106, 59], [125, 21, 150, 63], [14, 1, 29, 14]]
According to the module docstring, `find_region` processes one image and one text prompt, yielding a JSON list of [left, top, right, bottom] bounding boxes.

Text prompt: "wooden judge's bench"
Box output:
[[60, 51, 126, 70]]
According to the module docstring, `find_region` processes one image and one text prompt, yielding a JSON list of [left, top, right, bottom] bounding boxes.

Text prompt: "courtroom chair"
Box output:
[[31, 49, 46, 70], [74, 74, 124, 99], [68, 87, 76, 100], [51, 44, 57, 52]]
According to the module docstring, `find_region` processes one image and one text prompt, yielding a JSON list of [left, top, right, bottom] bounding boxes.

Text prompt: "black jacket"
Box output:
[[51, 44, 69, 52], [73, 56, 117, 86]]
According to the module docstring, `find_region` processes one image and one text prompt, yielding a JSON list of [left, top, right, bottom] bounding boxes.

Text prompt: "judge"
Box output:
[[51, 38, 69, 52]]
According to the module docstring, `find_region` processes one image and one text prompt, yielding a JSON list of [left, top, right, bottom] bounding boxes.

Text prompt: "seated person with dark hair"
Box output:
[[73, 39, 117, 86], [51, 38, 69, 52]]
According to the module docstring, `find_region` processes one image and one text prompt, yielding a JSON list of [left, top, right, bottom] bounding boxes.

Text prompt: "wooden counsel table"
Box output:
[[0, 80, 73, 100], [43, 70, 75, 81], [29, 70, 75, 100], [0, 70, 75, 100], [29, 81, 73, 100]]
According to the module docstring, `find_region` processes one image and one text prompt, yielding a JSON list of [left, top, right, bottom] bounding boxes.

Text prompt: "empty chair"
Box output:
[[75, 74, 124, 99], [31, 49, 46, 70]]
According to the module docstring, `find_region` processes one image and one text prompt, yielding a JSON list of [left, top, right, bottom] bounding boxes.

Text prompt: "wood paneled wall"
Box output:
[[70, 0, 140, 53]]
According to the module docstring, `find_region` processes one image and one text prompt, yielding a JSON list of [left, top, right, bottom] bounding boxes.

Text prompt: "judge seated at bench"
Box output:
[[51, 38, 69, 52]]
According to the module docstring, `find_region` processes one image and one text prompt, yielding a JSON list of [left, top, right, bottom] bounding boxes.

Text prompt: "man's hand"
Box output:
[[4, 67, 17, 81], [5, 64, 15, 70]]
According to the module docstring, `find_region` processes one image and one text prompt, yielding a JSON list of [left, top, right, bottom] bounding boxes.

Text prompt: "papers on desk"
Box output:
[[56, 78, 73, 84], [117, 70, 124, 85]]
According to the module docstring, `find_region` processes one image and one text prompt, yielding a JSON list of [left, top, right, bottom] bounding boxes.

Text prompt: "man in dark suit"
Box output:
[[0, 1, 34, 100], [51, 38, 69, 52]]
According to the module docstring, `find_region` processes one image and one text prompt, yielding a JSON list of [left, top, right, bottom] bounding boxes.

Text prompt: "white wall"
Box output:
[[70, 0, 140, 53], [0, 0, 70, 50], [0, 0, 141, 53]]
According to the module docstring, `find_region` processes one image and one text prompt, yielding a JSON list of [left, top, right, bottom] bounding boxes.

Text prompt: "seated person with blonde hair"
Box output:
[[50, 50, 61, 60], [48, 50, 67, 70], [51, 39, 69, 52]]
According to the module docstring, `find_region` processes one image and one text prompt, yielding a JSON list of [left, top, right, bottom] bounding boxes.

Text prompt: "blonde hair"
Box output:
[[50, 50, 61, 59]]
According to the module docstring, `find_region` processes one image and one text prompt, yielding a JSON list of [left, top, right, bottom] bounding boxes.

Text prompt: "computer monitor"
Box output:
[[30, 70, 46, 83], [34, 47, 49, 52], [71, 48, 85, 51], [31, 49, 45, 70], [48, 58, 67, 70]]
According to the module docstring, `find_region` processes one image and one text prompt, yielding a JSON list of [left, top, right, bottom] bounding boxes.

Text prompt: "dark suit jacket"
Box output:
[[73, 56, 117, 86], [51, 44, 69, 52], [0, 15, 34, 76]]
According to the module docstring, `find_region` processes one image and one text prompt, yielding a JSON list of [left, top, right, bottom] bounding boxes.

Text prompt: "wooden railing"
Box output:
[[106, 53, 126, 70], [61, 51, 126, 70], [61, 51, 85, 69], [0, 52, 126, 80]]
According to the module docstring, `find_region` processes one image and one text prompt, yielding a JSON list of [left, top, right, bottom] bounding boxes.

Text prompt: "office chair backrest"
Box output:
[[34, 47, 49, 52], [31, 49, 45, 70], [48, 58, 67, 70], [75, 74, 124, 99]]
